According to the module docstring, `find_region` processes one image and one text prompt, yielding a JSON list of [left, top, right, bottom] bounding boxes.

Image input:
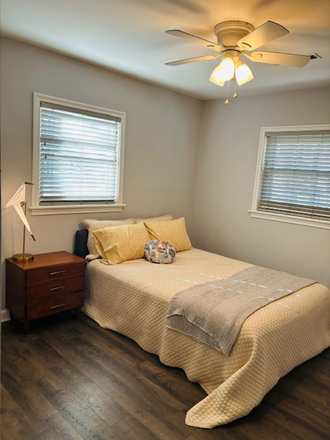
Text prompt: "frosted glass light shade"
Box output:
[[235, 63, 254, 86], [209, 57, 235, 86], [209, 66, 225, 86], [218, 57, 235, 81]]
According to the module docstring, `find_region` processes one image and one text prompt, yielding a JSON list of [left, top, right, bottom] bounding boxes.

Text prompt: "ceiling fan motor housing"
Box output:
[[214, 21, 255, 48]]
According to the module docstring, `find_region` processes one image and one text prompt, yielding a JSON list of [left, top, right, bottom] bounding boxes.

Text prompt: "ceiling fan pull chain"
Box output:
[[225, 82, 230, 104], [233, 82, 238, 98]]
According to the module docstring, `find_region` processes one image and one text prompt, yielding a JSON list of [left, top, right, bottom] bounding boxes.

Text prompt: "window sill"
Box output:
[[30, 204, 126, 216], [248, 210, 330, 230]]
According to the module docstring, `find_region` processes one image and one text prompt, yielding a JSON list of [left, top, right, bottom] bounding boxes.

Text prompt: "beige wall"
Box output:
[[1, 38, 202, 308], [1, 38, 330, 314], [192, 87, 330, 287]]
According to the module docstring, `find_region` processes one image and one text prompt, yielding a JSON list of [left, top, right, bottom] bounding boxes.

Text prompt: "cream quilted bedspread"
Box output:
[[83, 249, 330, 428]]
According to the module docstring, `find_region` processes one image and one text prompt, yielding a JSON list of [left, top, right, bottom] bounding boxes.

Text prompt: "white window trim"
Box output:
[[30, 93, 126, 216], [249, 124, 330, 230]]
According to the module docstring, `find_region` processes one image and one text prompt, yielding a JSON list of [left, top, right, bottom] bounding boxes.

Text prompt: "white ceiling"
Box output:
[[1, 0, 330, 100]]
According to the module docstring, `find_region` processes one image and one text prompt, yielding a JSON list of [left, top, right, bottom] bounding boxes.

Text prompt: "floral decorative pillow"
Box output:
[[144, 240, 176, 264]]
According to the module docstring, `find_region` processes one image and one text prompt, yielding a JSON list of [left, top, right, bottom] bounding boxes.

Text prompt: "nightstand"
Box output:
[[6, 251, 86, 333]]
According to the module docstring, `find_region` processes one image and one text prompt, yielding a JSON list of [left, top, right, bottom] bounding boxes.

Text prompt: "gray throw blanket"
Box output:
[[166, 266, 316, 355]]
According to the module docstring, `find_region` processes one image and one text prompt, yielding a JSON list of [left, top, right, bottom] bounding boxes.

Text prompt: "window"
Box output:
[[31, 93, 126, 215], [250, 125, 330, 229]]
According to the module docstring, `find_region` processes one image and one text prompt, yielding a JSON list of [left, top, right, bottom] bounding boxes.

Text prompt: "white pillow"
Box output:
[[134, 214, 173, 224], [80, 218, 135, 260]]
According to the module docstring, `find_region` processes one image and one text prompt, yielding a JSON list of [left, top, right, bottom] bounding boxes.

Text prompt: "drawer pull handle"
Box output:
[[51, 303, 66, 309], [50, 270, 65, 276], [50, 286, 65, 291]]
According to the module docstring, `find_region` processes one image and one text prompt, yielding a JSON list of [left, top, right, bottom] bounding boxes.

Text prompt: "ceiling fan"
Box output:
[[165, 20, 317, 88]]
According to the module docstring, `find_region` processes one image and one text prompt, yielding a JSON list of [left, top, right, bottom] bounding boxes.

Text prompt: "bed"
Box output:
[[75, 227, 330, 429]]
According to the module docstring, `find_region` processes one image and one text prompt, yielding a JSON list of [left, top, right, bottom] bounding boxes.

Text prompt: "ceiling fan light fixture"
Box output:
[[235, 62, 254, 86], [166, 19, 315, 94]]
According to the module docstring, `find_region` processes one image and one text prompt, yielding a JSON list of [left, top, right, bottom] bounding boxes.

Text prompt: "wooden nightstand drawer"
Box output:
[[26, 262, 85, 284], [27, 275, 84, 301], [27, 291, 84, 320], [6, 251, 86, 333]]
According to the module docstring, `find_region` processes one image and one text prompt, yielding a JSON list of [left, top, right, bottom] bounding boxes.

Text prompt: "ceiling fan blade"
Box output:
[[237, 21, 289, 50], [246, 51, 313, 67], [165, 54, 221, 66], [165, 29, 221, 51]]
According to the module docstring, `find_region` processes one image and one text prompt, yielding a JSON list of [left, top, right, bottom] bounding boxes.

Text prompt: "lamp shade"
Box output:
[[235, 62, 254, 86], [5, 182, 35, 240], [209, 66, 225, 86], [209, 57, 235, 86], [217, 57, 235, 81]]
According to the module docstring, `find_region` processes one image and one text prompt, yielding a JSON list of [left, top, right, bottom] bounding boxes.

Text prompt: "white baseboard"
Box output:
[[1, 308, 11, 323]]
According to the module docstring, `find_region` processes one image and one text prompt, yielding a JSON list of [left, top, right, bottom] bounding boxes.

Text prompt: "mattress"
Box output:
[[82, 248, 330, 428]]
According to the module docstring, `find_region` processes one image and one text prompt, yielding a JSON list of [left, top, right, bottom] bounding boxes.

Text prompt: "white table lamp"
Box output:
[[4, 181, 36, 261]]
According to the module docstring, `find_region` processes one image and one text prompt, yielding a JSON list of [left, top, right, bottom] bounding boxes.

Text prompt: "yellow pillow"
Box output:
[[93, 222, 150, 264], [144, 217, 192, 252]]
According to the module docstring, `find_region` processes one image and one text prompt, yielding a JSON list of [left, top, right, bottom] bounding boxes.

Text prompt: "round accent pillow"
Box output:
[[144, 240, 176, 264]]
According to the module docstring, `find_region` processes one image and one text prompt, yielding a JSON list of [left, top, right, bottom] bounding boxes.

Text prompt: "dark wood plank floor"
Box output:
[[1, 312, 329, 440]]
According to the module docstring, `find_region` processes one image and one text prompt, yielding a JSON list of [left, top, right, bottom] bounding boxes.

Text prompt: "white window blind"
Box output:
[[39, 101, 122, 205], [258, 130, 330, 220]]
